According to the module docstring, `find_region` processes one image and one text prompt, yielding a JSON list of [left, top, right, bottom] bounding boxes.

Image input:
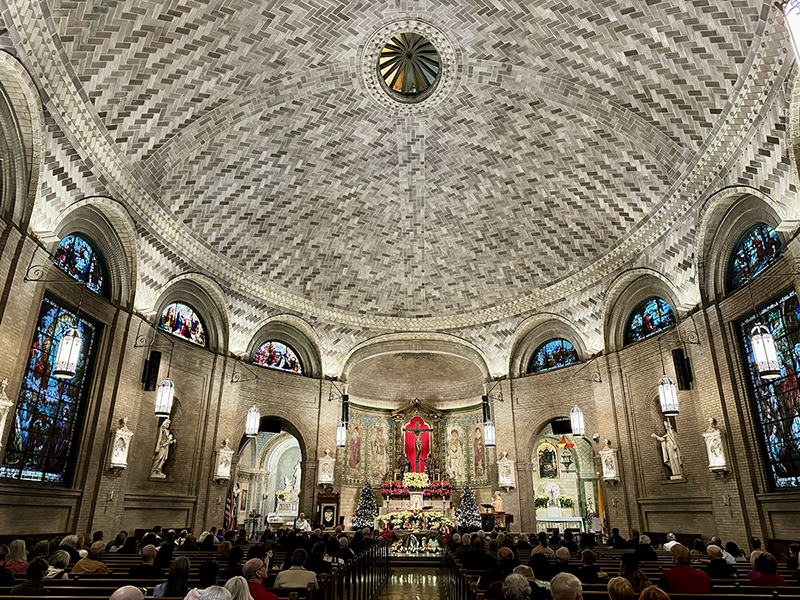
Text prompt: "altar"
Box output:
[[380, 498, 452, 517], [535, 516, 585, 533]]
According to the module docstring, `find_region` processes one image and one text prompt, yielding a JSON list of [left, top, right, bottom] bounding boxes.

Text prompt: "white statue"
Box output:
[[318, 449, 335, 484], [292, 460, 302, 490], [702, 417, 729, 474], [546, 483, 559, 507], [599, 439, 620, 483], [109, 417, 134, 470], [0, 379, 13, 449], [651, 420, 683, 479], [496, 451, 516, 489], [150, 418, 176, 479], [215, 438, 234, 481]]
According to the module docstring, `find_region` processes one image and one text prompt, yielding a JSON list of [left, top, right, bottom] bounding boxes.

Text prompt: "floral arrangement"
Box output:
[[403, 472, 429, 490], [422, 480, 452, 499], [558, 495, 574, 508], [534, 494, 549, 508], [375, 510, 455, 530], [276, 490, 289, 501], [381, 481, 410, 499]]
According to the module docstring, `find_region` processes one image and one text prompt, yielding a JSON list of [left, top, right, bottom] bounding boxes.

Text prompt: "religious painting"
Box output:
[[528, 338, 579, 373], [445, 425, 465, 481], [728, 223, 783, 291], [53, 233, 106, 295], [252, 341, 303, 374], [240, 488, 248, 511], [158, 301, 207, 347], [472, 423, 486, 480], [537, 442, 558, 479], [0, 296, 98, 483], [624, 297, 676, 344], [404, 416, 432, 473], [348, 421, 362, 472], [739, 290, 800, 489], [370, 425, 389, 481]]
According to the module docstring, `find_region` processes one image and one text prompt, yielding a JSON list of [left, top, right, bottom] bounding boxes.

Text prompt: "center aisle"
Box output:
[[382, 568, 444, 600]]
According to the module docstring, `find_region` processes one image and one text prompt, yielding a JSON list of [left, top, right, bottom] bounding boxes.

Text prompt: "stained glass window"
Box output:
[[625, 297, 676, 344], [739, 290, 800, 489], [528, 339, 579, 373], [253, 341, 303, 374], [158, 302, 207, 347], [53, 234, 106, 295], [728, 223, 783, 292], [0, 296, 98, 483]]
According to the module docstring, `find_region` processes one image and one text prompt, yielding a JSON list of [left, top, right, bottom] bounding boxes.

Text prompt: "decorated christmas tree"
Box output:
[[455, 483, 481, 531], [352, 482, 379, 529]]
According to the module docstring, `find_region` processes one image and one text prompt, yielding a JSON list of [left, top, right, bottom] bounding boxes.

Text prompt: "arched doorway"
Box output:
[[530, 422, 599, 535]]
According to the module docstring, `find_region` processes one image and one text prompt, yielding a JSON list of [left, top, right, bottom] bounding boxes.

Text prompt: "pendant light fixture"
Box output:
[[53, 282, 86, 379], [482, 394, 496, 447], [570, 406, 585, 436], [751, 323, 780, 379], [657, 341, 679, 416], [336, 393, 349, 448], [245, 405, 260, 437], [154, 378, 175, 417]]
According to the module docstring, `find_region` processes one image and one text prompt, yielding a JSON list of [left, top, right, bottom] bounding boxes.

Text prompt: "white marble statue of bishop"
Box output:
[[651, 420, 683, 479]]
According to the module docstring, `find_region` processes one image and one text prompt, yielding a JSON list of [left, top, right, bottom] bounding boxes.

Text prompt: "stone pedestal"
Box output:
[[547, 506, 562, 518]]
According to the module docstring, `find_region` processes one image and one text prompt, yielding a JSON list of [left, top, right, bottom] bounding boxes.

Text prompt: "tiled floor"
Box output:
[[381, 568, 443, 599]]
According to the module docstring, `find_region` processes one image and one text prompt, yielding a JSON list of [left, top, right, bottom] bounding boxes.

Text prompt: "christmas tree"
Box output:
[[455, 483, 481, 531], [352, 482, 379, 529]]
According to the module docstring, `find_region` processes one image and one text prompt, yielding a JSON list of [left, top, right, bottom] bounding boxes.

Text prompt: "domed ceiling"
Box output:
[[14, 0, 780, 324]]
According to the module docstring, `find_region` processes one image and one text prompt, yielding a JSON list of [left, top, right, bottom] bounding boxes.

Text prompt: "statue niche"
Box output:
[[390, 399, 442, 477]]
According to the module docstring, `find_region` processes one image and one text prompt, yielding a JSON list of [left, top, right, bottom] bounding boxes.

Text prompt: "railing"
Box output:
[[340, 539, 390, 600]]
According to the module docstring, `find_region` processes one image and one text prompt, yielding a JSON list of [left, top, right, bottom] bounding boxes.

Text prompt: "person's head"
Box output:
[[671, 544, 690, 566], [550, 572, 583, 600], [619, 552, 639, 576], [754, 552, 778, 575], [631, 530, 639, 538], [48, 550, 70, 571], [538, 532, 549, 546], [228, 545, 244, 566], [198, 586, 232, 600], [33, 539, 50, 556], [789, 543, 800, 558], [326, 538, 340, 556], [339, 537, 349, 549], [218, 541, 233, 559], [165, 556, 191, 596], [198, 560, 220, 588], [0, 545, 7, 567], [223, 576, 253, 600], [242, 558, 267, 583], [581, 549, 596, 566], [513, 565, 535, 581], [7, 539, 26, 563], [488, 539, 498, 551], [564, 530, 574, 541], [113, 532, 127, 548], [153, 526, 162, 536], [312, 541, 325, 557], [166, 530, 176, 543], [60, 534, 79, 550], [666, 533, 676, 542], [606, 577, 634, 600], [750, 549, 765, 571], [462, 533, 471, 546], [556, 547, 570, 563], [529, 553, 551, 581], [451, 533, 461, 545], [518, 533, 528, 543], [710, 536, 722, 546], [638, 586, 670, 600], [141, 532, 157, 547], [109, 586, 145, 600], [612, 528, 620, 536], [750, 536, 762, 550], [497, 547, 514, 565], [725, 541, 743, 558], [93, 531, 104, 543], [246, 545, 266, 561], [26, 557, 48, 582], [707, 545, 722, 560], [502, 573, 532, 600], [90, 540, 106, 559], [639, 535, 650, 547], [471, 537, 485, 551], [692, 539, 705, 553], [291, 548, 308, 567]]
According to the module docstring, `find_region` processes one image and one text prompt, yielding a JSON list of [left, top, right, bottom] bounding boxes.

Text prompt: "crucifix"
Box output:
[[406, 421, 433, 473]]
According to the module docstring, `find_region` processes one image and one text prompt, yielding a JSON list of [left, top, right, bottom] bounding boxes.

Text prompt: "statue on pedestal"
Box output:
[[215, 439, 234, 481], [151, 418, 176, 479], [0, 379, 14, 449], [702, 417, 729, 474], [651, 420, 683, 479], [110, 417, 134, 470], [318, 449, 335, 484]]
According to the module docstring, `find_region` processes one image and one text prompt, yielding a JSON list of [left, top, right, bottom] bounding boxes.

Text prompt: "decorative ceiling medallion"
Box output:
[[362, 20, 457, 113]]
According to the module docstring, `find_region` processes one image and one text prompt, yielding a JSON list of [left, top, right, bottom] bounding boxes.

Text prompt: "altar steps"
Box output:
[[390, 552, 442, 569]]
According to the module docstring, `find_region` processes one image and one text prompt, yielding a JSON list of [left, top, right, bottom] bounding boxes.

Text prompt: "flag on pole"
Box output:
[[596, 480, 607, 539], [224, 483, 235, 532]]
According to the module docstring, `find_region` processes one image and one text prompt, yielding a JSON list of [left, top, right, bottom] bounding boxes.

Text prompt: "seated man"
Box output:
[[274, 549, 318, 589], [71, 541, 109, 574], [109, 586, 144, 600], [242, 558, 278, 600], [294, 513, 312, 532], [710, 536, 736, 563], [703, 545, 737, 579], [304, 542, 331, 575], [478, 547, 517, 590], [462, 536, 497, 571], [10, 557, 49, 596], [560, 531, 579, 555], [634, 536, 658, 562], [553, 547, 578, 576], [455, 534, 473, 561], [657, 543, 711, 594], [513, 565, 553, 600], [662, 533, 679, 551], [550, 572, 583, 600], [531, 532, 555, 559], [129, 544, 163, 580], [503, 573, 536, 600], [609, 528, 626, 550]]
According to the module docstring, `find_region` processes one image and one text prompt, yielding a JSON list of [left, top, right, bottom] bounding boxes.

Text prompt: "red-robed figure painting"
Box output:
[[404, 417, 432, 473]]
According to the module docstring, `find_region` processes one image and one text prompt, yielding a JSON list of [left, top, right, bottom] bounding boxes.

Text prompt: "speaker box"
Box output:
[[142, 350, 162, 391], [672, 348, 693, 391], [260, 417, 282, 433], [551, 418, 572, 435]]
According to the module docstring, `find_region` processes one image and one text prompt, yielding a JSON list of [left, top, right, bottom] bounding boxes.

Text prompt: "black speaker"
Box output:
[[672, 348, 693, 391], [551, 418, 572, 435], [142, 350, 162, 391], [260, 417, 282, 433]]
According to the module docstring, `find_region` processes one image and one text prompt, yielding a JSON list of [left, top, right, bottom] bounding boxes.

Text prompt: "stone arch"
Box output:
[[153, 273, 230, 354], [0, 51, 45, 230], [603, 269, 682, 352], [245, 314, 322, 378], [695, 187, 786, 303], [509, 313, 589, 377], [47, 196, 139, 308], [340, 332, 491, 382]]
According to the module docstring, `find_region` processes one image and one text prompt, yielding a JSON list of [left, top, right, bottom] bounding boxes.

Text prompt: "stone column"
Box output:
[[300, 460, 318, 519], [516, 462, 536, 532]]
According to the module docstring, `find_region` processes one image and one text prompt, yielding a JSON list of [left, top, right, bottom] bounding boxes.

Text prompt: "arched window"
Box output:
[[53, 233, 106, 295], [727, 223, 783, 292], [252, 341, 303, 374], [158, 302, 207, 347], [0, 296, 99, 483], [624, 297, 676, 344], [528, 339, 579, 373]]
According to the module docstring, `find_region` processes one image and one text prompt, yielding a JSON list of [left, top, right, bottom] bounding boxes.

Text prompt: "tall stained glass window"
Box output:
[[739, 290, 800, 489], [528, 339, 579, 373], [728, 223, 783, 292], [625, 297, 676, 344], [253, 341, 303, 374], [0, 296, 98, 483], [53, 234, 106, 295], [158, 302, 207, 347]]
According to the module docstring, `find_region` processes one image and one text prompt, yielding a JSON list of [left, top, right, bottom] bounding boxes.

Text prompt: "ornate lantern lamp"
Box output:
[[658, 375, 679, 417], [154, 378, 175, 417], [570, 406, 585, 436], [750, 323, 780, 379], [54, 327, 83, 379], [482, 394, 496, 447], [245, 405, 260, 437]]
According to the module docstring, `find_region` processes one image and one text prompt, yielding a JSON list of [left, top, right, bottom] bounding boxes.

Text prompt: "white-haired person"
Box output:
[[662, 533, 679, 551], [551, 572, 583, 600], [224, 575, 254, 600], [502, 573, 531, 600], [198, 586, 232, 600]]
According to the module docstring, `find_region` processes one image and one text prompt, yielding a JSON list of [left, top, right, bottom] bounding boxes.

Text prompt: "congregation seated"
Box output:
[[750, 551, 787, 586], [478, 547, 517, 590], [154, 555, 191, 597], [512, 565, 552, 600], [129, 543, 164, 579], [463, 535, 497, 571], [532, 532, 555, 559], [182, 535, 200, 551], [575, 549, 606, 583], [335, 536, 355, 562], [702, 544, 737, 579], [119, 536, 138, 554], [553, 547, 577, 576], [274, 549, 316, 589], [10, 556, 49, 596], [609, 528, 626, 550], [243, 557, 278, 600], [30, 539, 50, 559], [0, 544, 16, 586], [59, 534, 82, 563], [323, 537, 345, 569], [633, 536, 658, 562], [71, 540, 109, 574], [7, 539, 28, 574], [788, 542, 799, 570], [747, 549, 765, 579], [517, 533, 533, 550], [108, 531, 127, 552], [606, 576, 634, 600], [690, 539, 706, 557], [550, 572, 582, 600], [617, 553, 651, 593], [657, 543, 711, 594], [304, 541, 331, 575], [45, 549, 71, 580]]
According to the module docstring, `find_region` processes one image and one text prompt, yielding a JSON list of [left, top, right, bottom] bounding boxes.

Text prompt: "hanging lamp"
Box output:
[[570, 406, 585, 436], [245, 405, 260, 437], [482, 394, 496, 447]]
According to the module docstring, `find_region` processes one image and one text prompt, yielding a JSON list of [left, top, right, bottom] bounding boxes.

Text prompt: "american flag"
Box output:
[[224, 483, 235, 532]]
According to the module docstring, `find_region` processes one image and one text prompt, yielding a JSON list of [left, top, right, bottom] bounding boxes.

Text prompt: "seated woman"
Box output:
[[618, 553, 651, 593], [750, 553, 786, 586]]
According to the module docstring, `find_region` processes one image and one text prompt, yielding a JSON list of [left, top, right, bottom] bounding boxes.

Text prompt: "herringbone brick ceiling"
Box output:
[[48, 0, 764, 318]]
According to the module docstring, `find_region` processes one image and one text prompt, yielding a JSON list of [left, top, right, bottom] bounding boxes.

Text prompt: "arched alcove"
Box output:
[[509, 313, 588, 377], [245, 315, 322, 378]]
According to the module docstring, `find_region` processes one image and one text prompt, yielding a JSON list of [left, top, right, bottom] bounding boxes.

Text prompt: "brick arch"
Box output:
[[509, 313, 589, 377], [245, 314, 322, 378]]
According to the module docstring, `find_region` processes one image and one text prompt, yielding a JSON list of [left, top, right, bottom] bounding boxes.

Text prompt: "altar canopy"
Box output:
[[404, 417, 432, 473]]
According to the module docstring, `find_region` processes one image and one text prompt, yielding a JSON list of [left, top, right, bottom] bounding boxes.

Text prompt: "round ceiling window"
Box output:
[[378, 33, 441, 102]]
